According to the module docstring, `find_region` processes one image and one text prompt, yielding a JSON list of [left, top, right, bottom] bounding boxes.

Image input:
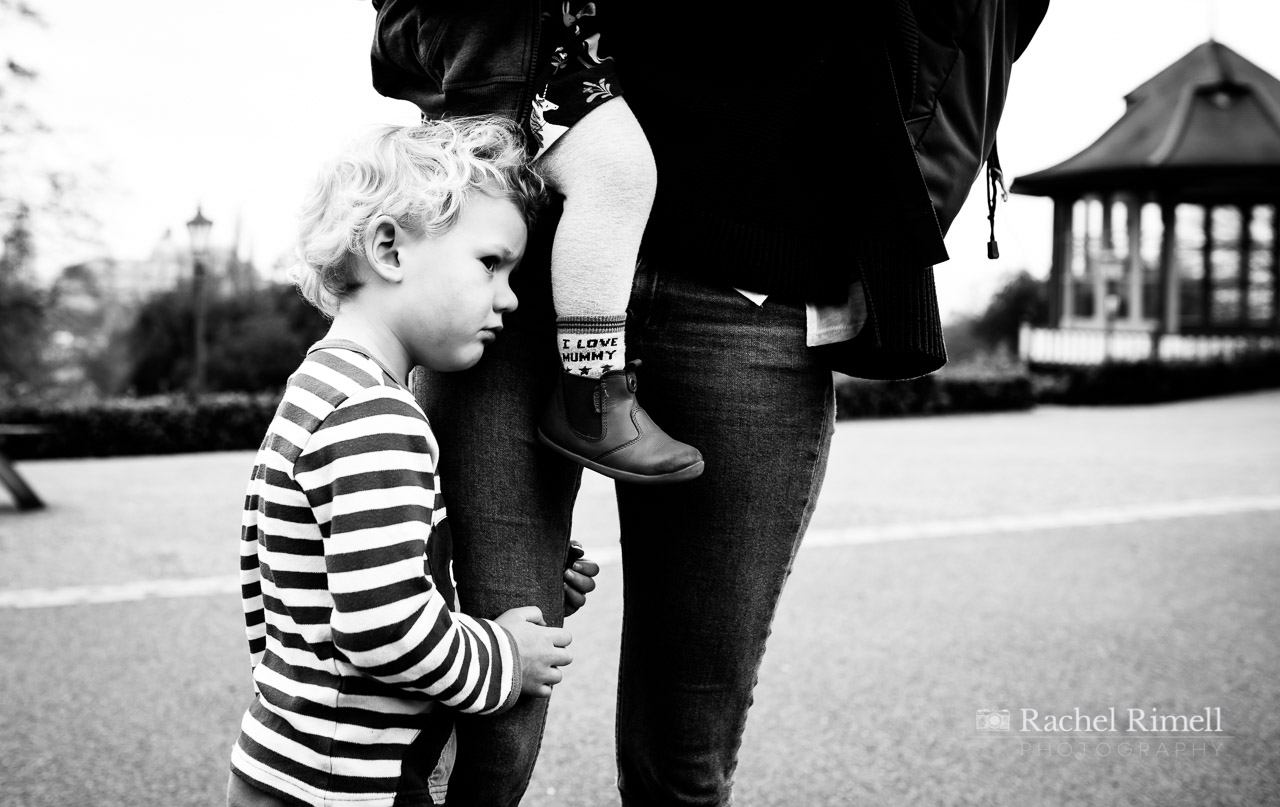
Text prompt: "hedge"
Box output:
[[1031, 351, 1280, 405], [3, 372, 1037, 460], [7, 353, 1273, 460], [0, 392, 280, 460], [834, 370, 1035, 420]]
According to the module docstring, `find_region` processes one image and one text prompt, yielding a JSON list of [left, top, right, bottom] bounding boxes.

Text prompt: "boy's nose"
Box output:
[[495, 278, 518, 314]]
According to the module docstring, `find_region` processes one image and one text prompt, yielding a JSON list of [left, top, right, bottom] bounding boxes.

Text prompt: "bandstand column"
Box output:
[[1201, 207, 1213, 326], [1273, 205, 1280, 332], [1126, 196, 1143, 325], [1240, 205, 1253, 328], [1051, 197, 1073, 326], [1159, 202, 1179, 334], [1091, 197, 1107, 325]]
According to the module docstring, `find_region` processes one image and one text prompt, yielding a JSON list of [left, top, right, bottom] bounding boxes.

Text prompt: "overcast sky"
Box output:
[[10, 0, 1280, 321]]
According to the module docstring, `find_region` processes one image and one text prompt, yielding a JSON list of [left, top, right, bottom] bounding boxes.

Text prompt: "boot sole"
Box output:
[[536, 430, 705, 485]]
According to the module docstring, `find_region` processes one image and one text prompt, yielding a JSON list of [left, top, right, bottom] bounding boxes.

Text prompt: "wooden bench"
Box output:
[[0, 425, 49, 511]]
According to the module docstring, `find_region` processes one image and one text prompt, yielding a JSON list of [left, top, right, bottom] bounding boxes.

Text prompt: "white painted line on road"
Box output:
[[587, 495, 1280, 563], [0, 575, 240, 610], [2, 495, 1277, 610], [803, 494, 1280, 548]]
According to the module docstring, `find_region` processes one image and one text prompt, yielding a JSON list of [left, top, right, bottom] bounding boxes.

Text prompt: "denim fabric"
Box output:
[[614, 266, 835, 805], [415, 215, 583, 807], [416, 246, 834, 806]]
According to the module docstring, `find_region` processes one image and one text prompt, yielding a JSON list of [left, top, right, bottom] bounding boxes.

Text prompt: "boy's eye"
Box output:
[[481, 256, 500, 272]]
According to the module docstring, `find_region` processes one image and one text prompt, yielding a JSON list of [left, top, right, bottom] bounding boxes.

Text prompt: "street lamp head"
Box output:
[[186, 206, 213, 256]]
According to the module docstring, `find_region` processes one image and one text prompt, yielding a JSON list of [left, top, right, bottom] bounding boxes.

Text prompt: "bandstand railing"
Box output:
[[1018, 324, 1280, 366]]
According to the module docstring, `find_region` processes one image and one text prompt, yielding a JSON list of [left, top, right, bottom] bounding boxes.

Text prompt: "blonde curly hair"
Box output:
[[291, 117, 545, 316]]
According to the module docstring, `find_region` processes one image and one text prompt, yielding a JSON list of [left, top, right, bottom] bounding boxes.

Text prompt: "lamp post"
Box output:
[[186, 207, 213, 395]]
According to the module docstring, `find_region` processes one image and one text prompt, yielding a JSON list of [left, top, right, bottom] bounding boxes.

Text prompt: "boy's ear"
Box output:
[[365, 215, 405, 283]]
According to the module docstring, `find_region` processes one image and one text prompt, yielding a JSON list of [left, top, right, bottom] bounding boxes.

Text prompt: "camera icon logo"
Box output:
[[976, 707, 1011, 731]]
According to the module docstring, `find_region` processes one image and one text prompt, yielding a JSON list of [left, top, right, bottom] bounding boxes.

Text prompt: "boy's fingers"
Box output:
[[563, 587, 587, 609], [563, 569, 597, 594], [565, 541, 586, 564], [549, 627, 572, 647], [519, 606, 546, 625], [572, 559, 601, 578]]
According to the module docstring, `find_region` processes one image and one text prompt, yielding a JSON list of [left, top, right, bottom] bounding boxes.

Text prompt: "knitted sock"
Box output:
[[558, 315, 627, 377]]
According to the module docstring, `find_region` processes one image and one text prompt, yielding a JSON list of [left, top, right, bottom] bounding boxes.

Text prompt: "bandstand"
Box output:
[[1011, 41, 1280, 365]]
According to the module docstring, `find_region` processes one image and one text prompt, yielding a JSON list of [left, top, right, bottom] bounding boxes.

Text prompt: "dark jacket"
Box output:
[[371, 0, 541, 130], [835, 0, 1050, 379], [370, 0, 1049, 380]]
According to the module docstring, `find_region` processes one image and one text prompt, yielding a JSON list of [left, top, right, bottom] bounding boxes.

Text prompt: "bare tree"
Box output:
[[0, 0, 100, 252], [0, 204, 50, 401], [0, 1, 101, 401]]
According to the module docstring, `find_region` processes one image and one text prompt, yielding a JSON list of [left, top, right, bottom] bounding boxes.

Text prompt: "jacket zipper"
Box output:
[[517, 0, 543, 130], [986, 141, 1007, 260]]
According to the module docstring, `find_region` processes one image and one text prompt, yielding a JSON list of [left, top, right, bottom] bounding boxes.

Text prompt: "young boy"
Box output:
[[227, 118, 590, 807]]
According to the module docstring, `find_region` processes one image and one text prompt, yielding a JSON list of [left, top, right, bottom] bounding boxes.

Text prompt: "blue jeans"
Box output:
[[418, 252, 835, 806]]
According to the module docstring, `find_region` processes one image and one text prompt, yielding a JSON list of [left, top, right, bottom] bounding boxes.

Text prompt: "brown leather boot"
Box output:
[[537, 361, 704, 484]]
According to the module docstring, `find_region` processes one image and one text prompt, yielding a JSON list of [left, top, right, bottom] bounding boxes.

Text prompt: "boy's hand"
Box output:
[[563, 541, 600, 617], [495, 606, 573, 698]]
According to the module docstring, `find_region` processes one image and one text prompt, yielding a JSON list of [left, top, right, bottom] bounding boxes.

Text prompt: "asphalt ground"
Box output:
[[1, 390, 1278, 806]]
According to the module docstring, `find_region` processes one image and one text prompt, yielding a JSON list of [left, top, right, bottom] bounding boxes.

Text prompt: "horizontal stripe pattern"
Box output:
[[231, 345, 519, 807]]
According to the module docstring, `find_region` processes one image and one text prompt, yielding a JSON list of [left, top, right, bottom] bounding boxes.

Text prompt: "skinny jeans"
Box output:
[[417, 231, 835, 806]]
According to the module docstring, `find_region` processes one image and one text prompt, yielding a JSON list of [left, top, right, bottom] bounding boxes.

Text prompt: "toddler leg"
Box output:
[[536, 98, 704, 484], [538, 97, 653, 320]]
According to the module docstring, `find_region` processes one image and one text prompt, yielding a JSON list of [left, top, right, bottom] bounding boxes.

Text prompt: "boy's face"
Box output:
[[394, 192, 527, 372]]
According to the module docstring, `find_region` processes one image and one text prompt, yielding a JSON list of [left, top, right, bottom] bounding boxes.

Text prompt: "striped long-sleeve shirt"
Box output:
[[230, 341, 520, 807]]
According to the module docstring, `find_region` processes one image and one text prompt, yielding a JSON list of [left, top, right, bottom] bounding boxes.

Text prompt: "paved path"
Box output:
[[1, 391, 1278, 806]]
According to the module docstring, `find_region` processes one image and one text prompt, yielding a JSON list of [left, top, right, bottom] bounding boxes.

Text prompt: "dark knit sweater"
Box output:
[[368, 0, 1049, 380], [606, 9, 851, 305]]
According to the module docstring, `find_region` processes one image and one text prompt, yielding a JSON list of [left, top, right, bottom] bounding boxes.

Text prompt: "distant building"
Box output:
[[44, 228, 261, 395], [1011, 41, 1280, 365], [44, 258, 137, 394]]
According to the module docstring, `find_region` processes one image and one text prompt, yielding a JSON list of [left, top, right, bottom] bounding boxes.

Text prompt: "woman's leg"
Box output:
[[615, 263, 836, 806], [415, 210, 583, 807]]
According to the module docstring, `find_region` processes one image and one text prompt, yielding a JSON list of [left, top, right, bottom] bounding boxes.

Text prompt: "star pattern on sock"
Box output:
[[558, 317, 626, 379]]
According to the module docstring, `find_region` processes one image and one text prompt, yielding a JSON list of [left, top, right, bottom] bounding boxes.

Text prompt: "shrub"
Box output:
[[4, 367, 1039, 458], [834, 354, 1035, 421], [970, 270, 1049, 351], [0, 391, 280, 460], [122, 283, 329, 395], [1031, 352, 1280, 405], [9, 352, 1271, 460]]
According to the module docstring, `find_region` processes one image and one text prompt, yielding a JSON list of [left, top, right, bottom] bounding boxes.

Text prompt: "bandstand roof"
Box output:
[[1011, 41, 1280, 199]]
